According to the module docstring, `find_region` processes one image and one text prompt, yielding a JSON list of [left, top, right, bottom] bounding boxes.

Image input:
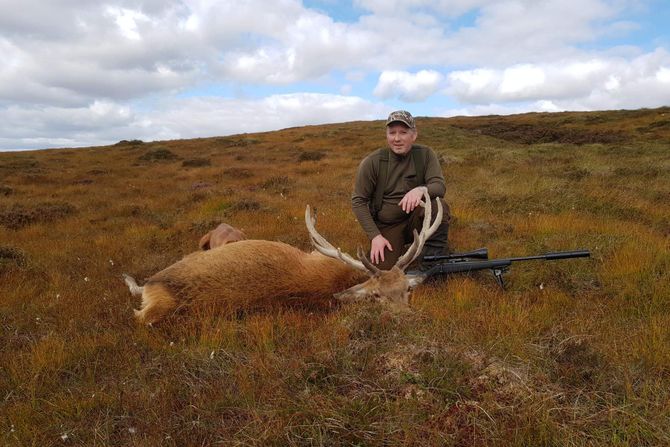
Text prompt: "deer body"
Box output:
[[129, 240, 367, 324], [125, 190, 442, 324]]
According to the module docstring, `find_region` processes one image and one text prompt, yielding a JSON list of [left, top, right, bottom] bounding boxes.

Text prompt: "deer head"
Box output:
[[305, 190, 443, 305]]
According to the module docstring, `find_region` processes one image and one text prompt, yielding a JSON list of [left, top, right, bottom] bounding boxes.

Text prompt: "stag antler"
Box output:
[[305, 205, 378, 275], [394, 189, 443, 271], [306, 189, 442, 274]]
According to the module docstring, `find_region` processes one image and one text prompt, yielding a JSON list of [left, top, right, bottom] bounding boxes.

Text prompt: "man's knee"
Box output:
[[424, 198, 450, 254], [377, 222, 405, 270]]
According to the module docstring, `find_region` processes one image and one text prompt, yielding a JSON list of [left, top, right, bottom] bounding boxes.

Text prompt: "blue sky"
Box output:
[[1, 0, 669, 150]]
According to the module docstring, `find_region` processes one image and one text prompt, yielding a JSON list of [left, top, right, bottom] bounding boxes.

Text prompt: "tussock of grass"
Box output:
[[1, 108, 670, 445], [0, 246, 26, 268], [181, 157, 211, 168], [298, 150, 326, 162]]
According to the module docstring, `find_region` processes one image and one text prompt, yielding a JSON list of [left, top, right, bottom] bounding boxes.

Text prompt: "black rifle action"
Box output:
[[419, 248, 591, 289]]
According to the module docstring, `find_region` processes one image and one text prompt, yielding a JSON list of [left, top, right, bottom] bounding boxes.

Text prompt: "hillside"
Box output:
[[1, 108, 669, 446]]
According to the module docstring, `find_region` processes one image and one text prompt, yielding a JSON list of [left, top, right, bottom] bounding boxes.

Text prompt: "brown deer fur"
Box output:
[[126, 192, 441, 324], [131, 240, 367, 324]]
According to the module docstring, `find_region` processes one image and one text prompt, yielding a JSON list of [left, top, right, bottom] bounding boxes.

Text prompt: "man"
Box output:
[[352, 110, 451, 270]]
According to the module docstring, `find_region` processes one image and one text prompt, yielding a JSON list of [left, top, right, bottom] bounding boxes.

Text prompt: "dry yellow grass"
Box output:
[[1, 108, 669, 445]]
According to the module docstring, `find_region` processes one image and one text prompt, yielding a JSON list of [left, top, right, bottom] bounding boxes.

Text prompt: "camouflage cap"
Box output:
[[385, 110, 415, 129]]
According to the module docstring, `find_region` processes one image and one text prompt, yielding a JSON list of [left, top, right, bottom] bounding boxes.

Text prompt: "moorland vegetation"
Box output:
[[1, 108, 669, 446]]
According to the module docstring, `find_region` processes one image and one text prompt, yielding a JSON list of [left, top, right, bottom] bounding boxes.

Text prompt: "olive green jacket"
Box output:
[[352, 144, 446, 239]]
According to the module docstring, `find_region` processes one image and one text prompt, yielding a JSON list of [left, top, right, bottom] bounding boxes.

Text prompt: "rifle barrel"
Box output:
[[504, 250, 591, 262]]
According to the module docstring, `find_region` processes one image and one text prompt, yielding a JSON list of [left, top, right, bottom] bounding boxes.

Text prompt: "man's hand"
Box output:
[[398, 186, 428, 213], [370, 234, 393, 264]]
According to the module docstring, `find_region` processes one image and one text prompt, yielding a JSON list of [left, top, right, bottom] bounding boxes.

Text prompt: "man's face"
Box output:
[[386, 122, 417, 155]]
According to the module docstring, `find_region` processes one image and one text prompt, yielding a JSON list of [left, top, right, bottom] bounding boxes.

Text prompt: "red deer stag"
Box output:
[[124, 190, 442, 324]]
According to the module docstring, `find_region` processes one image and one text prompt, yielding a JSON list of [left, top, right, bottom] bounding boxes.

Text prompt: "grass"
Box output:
[[1, 108, 669, 445]]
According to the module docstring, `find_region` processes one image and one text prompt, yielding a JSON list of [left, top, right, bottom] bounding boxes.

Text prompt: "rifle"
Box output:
[[418, 248, 591, 289]]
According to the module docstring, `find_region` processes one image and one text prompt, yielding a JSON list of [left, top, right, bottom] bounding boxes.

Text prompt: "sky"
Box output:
[[1, 0, 669, 151]]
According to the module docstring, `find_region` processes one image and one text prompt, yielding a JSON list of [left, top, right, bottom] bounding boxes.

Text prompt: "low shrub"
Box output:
[[217, 137, 260, 147], [138, 148, 179, 162], [115, 139, 144, 146], [0, 158, 40, 171], [229, 199, 262, 212], [297, 151, 326, 162], [0, 246, 26, 269], [182, 158, 211, 168], [0, 202, 76, 230], [223, 168, 253, 179], [260, 175, 293, 193]]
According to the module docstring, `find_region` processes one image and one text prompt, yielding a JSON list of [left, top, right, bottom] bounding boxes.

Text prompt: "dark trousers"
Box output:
[[376, 197, 451, 270]]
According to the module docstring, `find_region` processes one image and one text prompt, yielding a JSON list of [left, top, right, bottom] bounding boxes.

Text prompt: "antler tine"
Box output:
[[394, 190, 432, 269], [305, 206, 335, 250], [305, 205, 370, 273], [398, 229, 422, 268], [395, 190, 444, 271]]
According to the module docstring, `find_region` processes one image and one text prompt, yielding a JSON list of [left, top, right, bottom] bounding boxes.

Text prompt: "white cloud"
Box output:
[[444, 49, 670, 115], [657, 67, 670, 83], [374, 70, 443, 101], [0, 0, 640, 103], [447, 49, 670, 106], [605, 75, 621, 91], [0, 0, 667, 150], [447, 69, 496, 97], [443, 99, 565, 117], [499, 65, 546, 96], [147, 93, 386, 138], [536, 100, 562, 113], [219, 10, 382, 84], [0, 100, 138, 150], [106, 7, 152, 40], [11, 0, 623, 100], [0, 93, 387, 150]]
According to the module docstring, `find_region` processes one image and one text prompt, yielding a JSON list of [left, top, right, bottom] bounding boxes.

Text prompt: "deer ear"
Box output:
[[406, 273, 427, 289], [198, 231, 212, 250]]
